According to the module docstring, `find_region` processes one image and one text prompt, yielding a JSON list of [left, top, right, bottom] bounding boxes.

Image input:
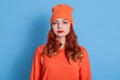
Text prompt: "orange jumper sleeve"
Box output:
[[30, 46, 42, 80], [79, 47, 91, 80]]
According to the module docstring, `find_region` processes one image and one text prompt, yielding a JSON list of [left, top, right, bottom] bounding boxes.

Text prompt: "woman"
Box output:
[[30, 4, 91, 80]]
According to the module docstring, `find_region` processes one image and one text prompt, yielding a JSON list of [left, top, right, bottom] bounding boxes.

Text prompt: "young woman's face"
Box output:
[[51, 18, 71, 38]]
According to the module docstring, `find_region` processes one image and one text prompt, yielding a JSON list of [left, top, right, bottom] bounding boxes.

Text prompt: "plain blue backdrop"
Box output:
[[0, 0, 120, 80]]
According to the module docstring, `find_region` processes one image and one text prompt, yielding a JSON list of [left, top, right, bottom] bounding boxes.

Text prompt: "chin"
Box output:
[[55, 33, 68, 37], [56, 35, 67, 38]]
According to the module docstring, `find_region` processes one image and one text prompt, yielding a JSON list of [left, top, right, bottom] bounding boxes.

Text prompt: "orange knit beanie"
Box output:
[[51, 4, 74, 26]]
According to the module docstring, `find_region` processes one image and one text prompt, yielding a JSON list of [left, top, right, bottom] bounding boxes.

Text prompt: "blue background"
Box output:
[[0, 0, 120, 80]]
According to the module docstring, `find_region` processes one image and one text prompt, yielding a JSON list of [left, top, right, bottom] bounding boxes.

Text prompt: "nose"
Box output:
[[57, 22, 62, 29]]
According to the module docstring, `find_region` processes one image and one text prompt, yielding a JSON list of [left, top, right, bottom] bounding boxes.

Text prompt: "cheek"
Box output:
[[52, 27, 57, 33], [65, 25, 71, 33]]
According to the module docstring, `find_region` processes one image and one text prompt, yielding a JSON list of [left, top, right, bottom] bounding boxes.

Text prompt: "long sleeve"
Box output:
[[30, 46, 43, 80], [79, 47, 91, 80]]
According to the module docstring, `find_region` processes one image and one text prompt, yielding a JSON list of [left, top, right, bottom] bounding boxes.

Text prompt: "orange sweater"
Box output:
[[30, 45, 91, 80]]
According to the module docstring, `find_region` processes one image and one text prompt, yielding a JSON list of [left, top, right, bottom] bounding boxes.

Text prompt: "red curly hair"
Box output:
[[43, 25, 83, 63]]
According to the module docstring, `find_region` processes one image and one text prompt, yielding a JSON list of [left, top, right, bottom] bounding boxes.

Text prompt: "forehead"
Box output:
[[53, 18, 69, 21]]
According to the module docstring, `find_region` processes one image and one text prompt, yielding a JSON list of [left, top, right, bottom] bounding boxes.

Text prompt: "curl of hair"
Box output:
[[43, 26, 83, 63]]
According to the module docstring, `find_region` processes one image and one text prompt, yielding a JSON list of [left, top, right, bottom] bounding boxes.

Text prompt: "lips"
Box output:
[[57, 30, 64, 33]]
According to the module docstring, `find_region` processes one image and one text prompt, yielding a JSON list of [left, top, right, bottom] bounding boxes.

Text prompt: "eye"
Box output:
[[52, 21, 58, 25], [63, 21, 68, 24]]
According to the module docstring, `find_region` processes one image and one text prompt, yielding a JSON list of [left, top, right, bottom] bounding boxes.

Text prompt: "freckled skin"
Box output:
[[51, 18, 71, 38]]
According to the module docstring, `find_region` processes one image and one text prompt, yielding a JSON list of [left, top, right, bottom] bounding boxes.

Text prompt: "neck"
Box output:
[[56, 37, 65, 48]]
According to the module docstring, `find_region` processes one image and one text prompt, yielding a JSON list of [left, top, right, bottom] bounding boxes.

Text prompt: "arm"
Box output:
[[30, 46, 43, 80], [79, 47, 91, 80]]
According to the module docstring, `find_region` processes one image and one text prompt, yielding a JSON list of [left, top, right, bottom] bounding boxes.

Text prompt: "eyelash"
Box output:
[[52, 21, 68, 25], [63, 21, 68, 24], [52, 22, 57, 25]]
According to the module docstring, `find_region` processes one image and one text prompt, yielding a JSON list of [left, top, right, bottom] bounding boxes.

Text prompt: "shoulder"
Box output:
[[34, 44, 46, 55], [37, 44, 46, 50], [79, 45, 89, 58], [79, 45, 88, 53]]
